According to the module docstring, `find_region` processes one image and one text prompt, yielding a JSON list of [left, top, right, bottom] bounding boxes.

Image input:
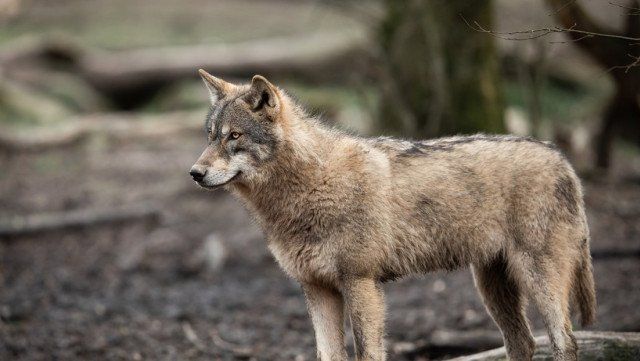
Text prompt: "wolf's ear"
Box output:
[[244, 75, 280, 115], [199, 69, 230, 103]]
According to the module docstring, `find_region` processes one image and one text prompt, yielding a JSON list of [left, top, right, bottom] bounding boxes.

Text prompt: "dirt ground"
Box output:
[[1, 128, 639, 360]]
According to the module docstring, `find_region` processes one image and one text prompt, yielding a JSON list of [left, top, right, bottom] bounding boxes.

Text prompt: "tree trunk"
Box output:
[[596, 88, 640, 169], [377, 0, 504, 138]]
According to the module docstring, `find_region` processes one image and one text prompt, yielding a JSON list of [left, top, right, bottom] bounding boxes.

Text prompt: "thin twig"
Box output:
[[549, 33, 594, 44], [460, 14, 640, 42], [608, 1, 640, 15], [209, 328, 254, 357], [606, 53, 640, 73], [182, 322, 207, 352], [547, 0, 578, 16]]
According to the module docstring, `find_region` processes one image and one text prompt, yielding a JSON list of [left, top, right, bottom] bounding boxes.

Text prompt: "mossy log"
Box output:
[[0, 74, 75, 124], [0, 204, 162, 238], [0, 32, 367, 110], [447, 331, 640, 361], [0, 110, 204, 152]]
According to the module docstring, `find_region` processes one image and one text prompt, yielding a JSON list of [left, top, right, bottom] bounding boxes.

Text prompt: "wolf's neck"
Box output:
[[262, 117, 335, 192], [239, 116, 344, 229]]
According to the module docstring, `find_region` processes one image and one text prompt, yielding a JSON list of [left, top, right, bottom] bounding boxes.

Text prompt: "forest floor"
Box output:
[[1, 129, 639, 361]]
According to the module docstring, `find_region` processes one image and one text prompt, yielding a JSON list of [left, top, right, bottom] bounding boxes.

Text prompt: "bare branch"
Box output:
[[462, 1, 640, 72], [547, 0, 578, 16], [545, 0, 619, 37], [606, 53, 640, 73], [182, 323, 208, 353], [549, 33, 594, 44], [460, 14, 640, 42], [609, 1, 640, 15], [209, 328, 254, 358]]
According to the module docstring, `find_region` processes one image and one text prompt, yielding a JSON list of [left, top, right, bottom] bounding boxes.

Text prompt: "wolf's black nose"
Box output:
[[190, 166, 206, 181]]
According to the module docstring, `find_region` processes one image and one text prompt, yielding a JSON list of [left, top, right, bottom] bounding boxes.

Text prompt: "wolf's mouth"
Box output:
[[196, 171, 241, 190]]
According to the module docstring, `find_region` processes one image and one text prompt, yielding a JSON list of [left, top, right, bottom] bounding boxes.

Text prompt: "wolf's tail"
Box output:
[[573, 237, 596, 327]]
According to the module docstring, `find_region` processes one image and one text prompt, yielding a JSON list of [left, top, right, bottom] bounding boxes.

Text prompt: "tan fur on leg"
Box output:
[[303, 284, 348, 361], [514, 250, 579, 361], [342, 278, 386, 361]]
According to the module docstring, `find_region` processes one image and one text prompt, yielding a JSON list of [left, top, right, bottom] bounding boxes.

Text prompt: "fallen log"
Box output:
[[83, 31, 365, 82], [447, 331, 640, 361], [0, 204, 162, 238], [393, 329, 505, 360], [0, 110, 204, 152], [82, 31, 367, 109], [1, 32, 369, 109], [0, 35, 81, 67], [430, 329, 505, 352], [591, 248, 640, 260], [0, 123, 87, 152]]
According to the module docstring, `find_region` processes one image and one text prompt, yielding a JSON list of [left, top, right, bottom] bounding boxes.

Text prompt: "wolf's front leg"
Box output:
[[302, 283, 348, 361], [343, 278, 386, 361]]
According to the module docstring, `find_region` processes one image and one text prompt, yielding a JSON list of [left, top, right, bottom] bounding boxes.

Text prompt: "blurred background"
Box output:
[[1, 0, 639, 360]]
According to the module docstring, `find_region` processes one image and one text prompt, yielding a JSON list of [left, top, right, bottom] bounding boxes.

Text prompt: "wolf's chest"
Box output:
[[268, 238, 338, 285]]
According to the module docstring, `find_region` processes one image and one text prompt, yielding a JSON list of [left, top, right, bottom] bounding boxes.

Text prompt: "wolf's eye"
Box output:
[[230, 132, 241, 140]]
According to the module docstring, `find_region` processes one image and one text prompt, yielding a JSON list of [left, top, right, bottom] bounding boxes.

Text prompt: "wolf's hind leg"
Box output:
[[518, 254, 578, 361], [342, 278, 386, 361], [472, 256, 535, 361], [302, 283, 348, 361]]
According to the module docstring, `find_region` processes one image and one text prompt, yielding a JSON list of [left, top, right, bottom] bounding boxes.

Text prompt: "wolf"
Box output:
[[189, 70, 596, 361]]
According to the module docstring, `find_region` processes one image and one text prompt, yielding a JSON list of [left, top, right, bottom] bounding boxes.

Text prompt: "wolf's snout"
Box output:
[[190, 165, 206, 182]]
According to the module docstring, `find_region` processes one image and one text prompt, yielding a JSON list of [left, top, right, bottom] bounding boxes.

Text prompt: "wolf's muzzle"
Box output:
[[189, 165, 206, 182]]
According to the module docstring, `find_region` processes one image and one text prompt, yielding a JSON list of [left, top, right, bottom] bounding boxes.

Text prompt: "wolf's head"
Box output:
[[190, 70, 285, 190]]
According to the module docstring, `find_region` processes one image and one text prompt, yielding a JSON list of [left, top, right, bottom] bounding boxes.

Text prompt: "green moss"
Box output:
[[1, 0, 363, 49], [504, 78, 608, 125], [0, 82, 74, 126], [142, 81, 208, 113], [602, 340, 640, 361], [284, 83, 374, 113], [34, 154, 66, 174]]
